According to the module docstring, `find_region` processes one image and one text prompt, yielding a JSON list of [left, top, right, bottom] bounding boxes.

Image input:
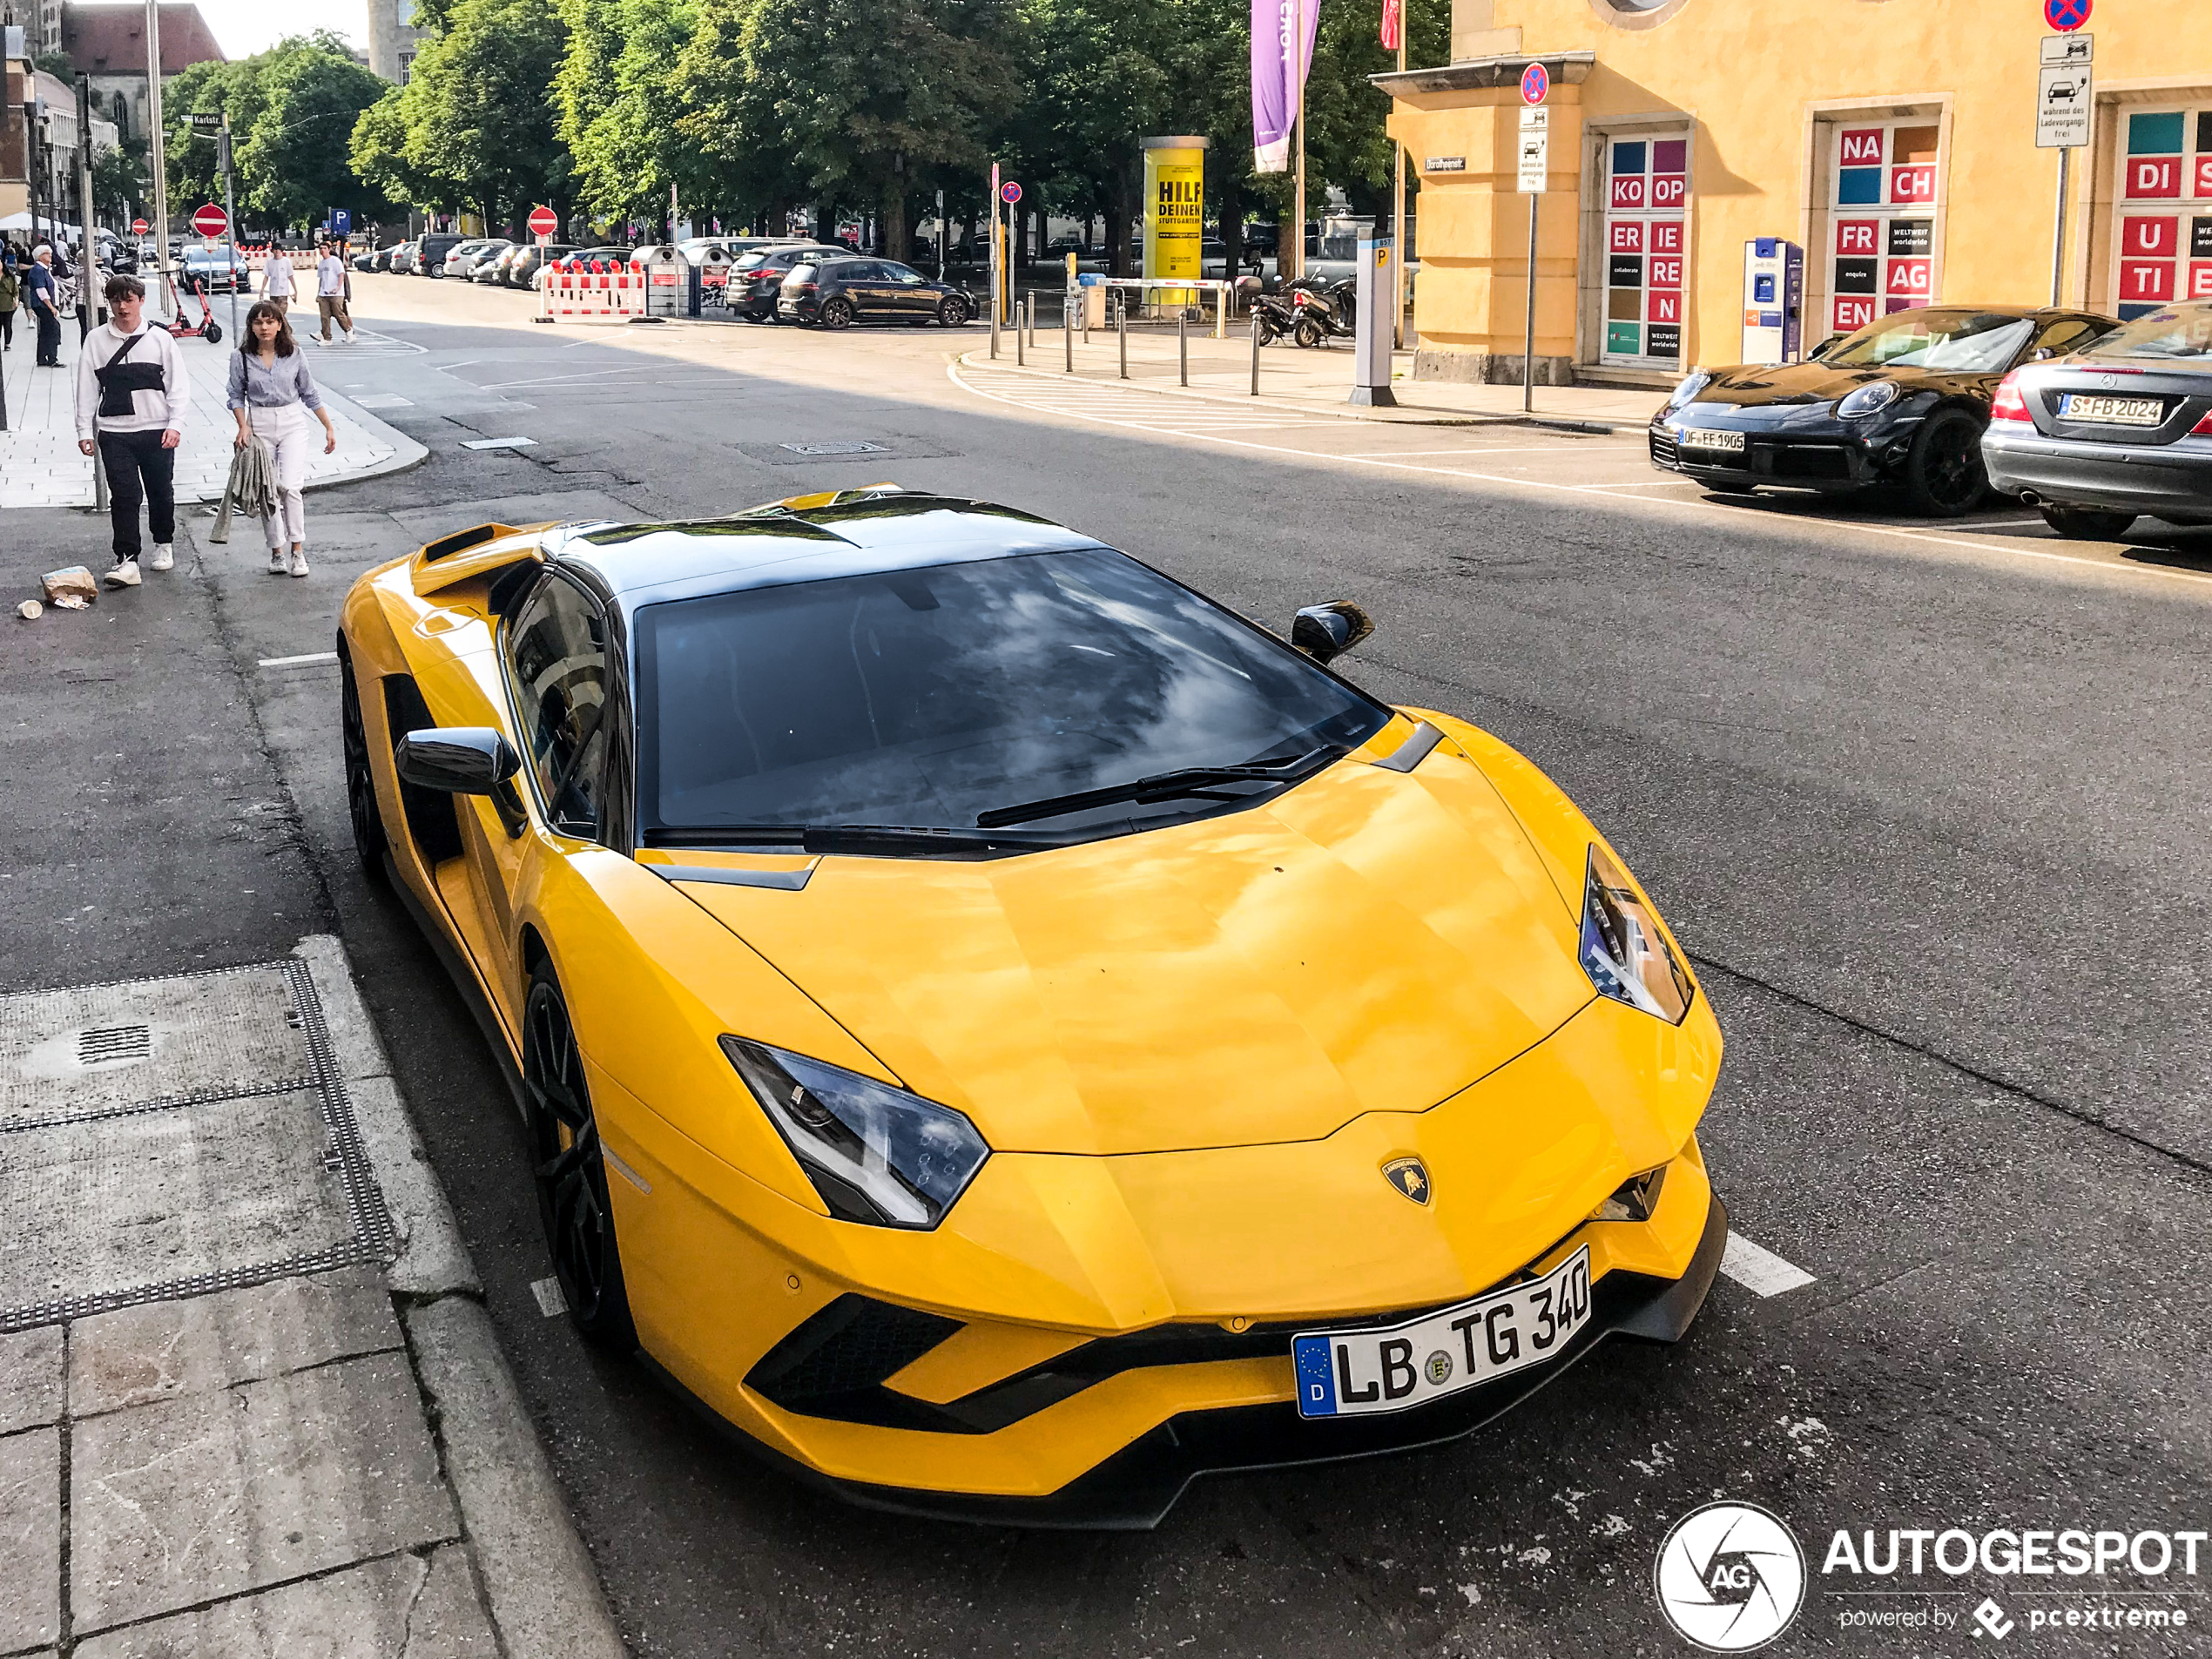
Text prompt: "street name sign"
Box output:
[[1518, 105, 1549, 194], [188, 111, 221, 133]]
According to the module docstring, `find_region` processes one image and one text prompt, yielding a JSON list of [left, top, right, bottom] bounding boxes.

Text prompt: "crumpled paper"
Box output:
[[39, 566, 97, 608]]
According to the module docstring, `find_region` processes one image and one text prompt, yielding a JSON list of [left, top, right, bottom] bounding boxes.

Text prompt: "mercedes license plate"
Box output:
[[2060, 394, 2165, 426], [1292, 1247, 1593, 1420], [1678, 427, 1746, 452]]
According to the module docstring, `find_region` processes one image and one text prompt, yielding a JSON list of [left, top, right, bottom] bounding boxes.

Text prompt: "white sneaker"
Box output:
[[147, 543, 173, 571], [343, 330, 358, 345], [105, 559, 140, 589], [268, 547, 287, 574], [287, 549, 310, 578]]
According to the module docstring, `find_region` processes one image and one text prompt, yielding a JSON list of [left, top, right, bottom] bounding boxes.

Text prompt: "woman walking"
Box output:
[[226, 300, 335, 577]]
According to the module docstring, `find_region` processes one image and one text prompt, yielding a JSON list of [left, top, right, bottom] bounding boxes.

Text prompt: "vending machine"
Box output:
[[1740, 238, 1804, 366]]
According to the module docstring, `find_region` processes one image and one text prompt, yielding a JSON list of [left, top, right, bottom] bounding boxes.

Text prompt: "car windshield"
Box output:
[[2084, 304, 2212, 360], [1821, 310, 2035, 373], [633, 545, 1389, 846]]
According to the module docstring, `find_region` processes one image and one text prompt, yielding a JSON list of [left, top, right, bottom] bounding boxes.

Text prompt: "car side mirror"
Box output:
[[395, 727, 521, 795], [1808, 333, 1844, 361], [1291, 602, 1374, 664]]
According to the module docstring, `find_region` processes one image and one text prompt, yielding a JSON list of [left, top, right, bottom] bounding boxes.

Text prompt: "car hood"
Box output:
[[1687, 359, 1996, 411], [674, 734, 1600, 1156]]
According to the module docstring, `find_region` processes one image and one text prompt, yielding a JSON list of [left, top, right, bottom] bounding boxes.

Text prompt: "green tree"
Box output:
[[389, 0, 573, 233], [670, 0, 812, 234], [239, 43, 390, 230], [560, 0, 715, 231], [92, 141, 150, 225]]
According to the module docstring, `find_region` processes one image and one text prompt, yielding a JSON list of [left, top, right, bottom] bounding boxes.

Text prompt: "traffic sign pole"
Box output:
[[220, 111, 239, 340], [2035, 25, 2093, 307], [1519, 65, 1549, 415]]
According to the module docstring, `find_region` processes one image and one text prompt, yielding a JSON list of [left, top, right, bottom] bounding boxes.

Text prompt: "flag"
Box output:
[[1252, 0, 1322, 175], [1380, 0, 1400, 52]]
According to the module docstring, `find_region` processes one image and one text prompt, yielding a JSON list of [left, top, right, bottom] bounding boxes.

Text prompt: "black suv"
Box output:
[[778, 256, 972, 328], [725, 244, 847, 321], [415, 232, 469, 276]]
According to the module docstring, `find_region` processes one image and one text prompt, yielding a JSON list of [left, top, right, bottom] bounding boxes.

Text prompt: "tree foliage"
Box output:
[[161, 35, 387, 233]]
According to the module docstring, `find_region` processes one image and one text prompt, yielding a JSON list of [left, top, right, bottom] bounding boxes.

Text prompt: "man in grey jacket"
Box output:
[[74, 274, 190, 588]]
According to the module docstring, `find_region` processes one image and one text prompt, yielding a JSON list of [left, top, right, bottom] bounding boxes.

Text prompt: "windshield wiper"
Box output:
[[644, 823, 1051, 853], [974, 745, 1339, 829]]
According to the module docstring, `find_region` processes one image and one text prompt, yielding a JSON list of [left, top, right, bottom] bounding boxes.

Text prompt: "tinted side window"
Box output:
[[2033, 320, 2103, 357], [506, 576, 610, 839]]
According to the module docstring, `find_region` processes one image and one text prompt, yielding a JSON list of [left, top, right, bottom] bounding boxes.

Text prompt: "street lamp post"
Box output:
[[144, 0, 172, 319]]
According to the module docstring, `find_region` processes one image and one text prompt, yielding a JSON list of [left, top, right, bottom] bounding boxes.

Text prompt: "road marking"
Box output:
[[350, 393, 413, 410], [1719, 1233, 1816, 1297], [258, 651, 338, 668], [949, 361, 2212, 594], [461, 436, 536, 450], [529, 1277, 569, 1317]]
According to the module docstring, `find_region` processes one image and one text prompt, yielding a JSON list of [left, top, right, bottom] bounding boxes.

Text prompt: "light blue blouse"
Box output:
[[225, 348, 324, 413]]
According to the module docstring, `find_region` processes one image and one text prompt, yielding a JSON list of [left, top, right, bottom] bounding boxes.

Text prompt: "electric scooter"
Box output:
[[160, 270, 224, 345]]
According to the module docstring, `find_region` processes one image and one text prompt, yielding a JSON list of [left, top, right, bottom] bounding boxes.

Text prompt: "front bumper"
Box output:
[[1983, 426, 2212, 516], [651, 1190, 1729, 1529], [1650, 419, 1903, 492]]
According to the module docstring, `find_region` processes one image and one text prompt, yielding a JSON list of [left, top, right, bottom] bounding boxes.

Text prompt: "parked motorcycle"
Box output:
[[1288, 277, 1355, 348], [1250, 289, 1298, 345]]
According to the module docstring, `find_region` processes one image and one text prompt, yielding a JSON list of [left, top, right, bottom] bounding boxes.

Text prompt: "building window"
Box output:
[[1828, 120, 1939, 335], [1601, 133, 1689, 368], [2112, 108, 2212, 319], [111, 91, 129, 139]]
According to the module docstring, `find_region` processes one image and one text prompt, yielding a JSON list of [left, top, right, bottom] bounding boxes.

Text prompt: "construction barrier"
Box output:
[[538, 259, 649, 321]]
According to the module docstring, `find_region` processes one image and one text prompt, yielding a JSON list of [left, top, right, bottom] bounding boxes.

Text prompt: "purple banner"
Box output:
[[1251, 0, 1319, 174]]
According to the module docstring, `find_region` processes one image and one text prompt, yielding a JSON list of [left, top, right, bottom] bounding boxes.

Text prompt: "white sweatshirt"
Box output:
[[74, 322, 192, 440]]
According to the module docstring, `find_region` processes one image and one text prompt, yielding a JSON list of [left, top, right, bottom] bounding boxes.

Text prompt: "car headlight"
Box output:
[[1665, 370, 1710, 410], [719, 1037, 990, 1229], [1578, 844, 1694, 1023], [1836, 380, 1900, 419]]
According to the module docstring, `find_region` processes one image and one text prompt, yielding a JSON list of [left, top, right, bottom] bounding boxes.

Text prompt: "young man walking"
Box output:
[[314, 239, 355, 344], [26, 246, 63, 367], [74, 274, 189, 589], [260, 242, 295, 316]]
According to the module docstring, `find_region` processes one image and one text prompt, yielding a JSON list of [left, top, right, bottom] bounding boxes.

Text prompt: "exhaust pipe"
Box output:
[[2017, 489, 2041, 507]]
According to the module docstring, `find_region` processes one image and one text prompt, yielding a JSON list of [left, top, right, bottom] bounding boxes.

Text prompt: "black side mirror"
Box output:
[[395, 727, 522, 795], [1291, 602, 1375, 664], [1807, 333, 1844, 361]]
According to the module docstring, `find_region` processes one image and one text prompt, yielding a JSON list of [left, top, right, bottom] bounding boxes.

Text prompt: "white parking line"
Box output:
[[1719, 1232, 1817, 1297], [258, 651, 339, 668]]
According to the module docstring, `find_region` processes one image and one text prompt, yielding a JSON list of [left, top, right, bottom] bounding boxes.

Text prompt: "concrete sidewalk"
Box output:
[[0, 315, 427, 510], [960, 333, 1671, 431]]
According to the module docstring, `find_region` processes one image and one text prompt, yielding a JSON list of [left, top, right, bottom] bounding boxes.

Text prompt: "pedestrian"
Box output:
[[0, 256, 17, 351], [260, 240, 295, 316], [75, 273, 189, 589], [314, 239, 355, 344], [228, 300, 335, 578], [26, 246, 63, 366]]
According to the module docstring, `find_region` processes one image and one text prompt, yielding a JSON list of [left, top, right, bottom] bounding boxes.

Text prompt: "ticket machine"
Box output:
[[1741, 239, 1804, 365]]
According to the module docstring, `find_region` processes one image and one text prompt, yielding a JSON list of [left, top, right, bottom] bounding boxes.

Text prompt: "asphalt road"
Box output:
[[109, 276, 2212, 1656]]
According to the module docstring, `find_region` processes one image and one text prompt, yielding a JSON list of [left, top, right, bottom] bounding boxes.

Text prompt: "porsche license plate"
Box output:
[[1678, 427, 1746, 452], [2060, 394, 2166, 426], [1292, 1247, 1593, 1420]]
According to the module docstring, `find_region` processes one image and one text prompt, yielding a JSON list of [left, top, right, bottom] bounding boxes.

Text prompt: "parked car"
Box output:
[[415, 232, 469, 276], [725, 244, 846, 320], [1650, 304, 2119, 516], [389, 240, 421, 276], [473, 245, 523, 286], [778, 255, 972, 327], [1983, 298, 2212, 538], [181, 245, 253, 293], [505, 244, 575, 288], [442, 238, 511, 280]]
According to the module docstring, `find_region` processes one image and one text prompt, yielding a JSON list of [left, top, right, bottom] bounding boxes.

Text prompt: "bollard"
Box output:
[[1179, 309, 1189, 387], [990, 286, 1000, 358], [1015, 297, 1025, 366], [1064, 296, 1073, 373], [1117, 296, 1128, 380], [1250, 307, 1261, 396], [1082, 292, 1090, 346]]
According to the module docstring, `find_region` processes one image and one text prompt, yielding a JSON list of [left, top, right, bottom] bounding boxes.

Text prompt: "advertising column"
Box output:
[[1143, 136, 1207, 309]]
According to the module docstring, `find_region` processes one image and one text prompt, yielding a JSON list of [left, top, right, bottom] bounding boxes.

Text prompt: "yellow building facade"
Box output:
[[1379, 0, 2212, 386]]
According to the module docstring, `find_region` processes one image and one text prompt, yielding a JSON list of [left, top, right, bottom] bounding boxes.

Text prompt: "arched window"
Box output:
[[111, 90, 130, 139]]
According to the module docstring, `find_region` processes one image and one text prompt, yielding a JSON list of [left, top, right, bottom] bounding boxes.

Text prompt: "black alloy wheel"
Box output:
[[339, 652, 390, 883], [2039, 504, 2138, 540], [819, 297, 856, 330], [938, 294, 970, 327], [523, 968, 637, 1348], [1904, 408, 1989, 517]]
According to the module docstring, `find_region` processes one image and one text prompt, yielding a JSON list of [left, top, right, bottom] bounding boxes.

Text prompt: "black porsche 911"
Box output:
[[1650, 306, 2119, 516]]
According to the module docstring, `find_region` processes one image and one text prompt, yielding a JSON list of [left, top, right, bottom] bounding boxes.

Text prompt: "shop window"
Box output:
[[1601, 133, 1689, 368], [2112, 108, 2212, 319], [1829, 121, 1940, 335]]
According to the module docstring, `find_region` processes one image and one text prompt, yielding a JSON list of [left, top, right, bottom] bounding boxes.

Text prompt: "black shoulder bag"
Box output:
[[95, 330, 167, 419]]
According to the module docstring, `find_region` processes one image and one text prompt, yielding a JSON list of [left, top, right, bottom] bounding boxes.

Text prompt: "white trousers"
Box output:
[[250, 401, 314, 548]]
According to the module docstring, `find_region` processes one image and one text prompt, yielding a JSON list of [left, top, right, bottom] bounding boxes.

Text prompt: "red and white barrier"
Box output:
[[539, 260, 648, 320]]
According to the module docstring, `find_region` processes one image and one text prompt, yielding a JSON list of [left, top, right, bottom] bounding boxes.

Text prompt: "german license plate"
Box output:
[[1292, 1247, 1593, 1420], [2060, 394, 2165, 426], [1679, 427, 1746, 452]]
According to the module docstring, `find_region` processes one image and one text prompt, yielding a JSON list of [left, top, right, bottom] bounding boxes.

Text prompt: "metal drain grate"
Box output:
[[0, 960, 395, 1331], [77, 1024, 152, 1066], [779, 440, 887, 455]]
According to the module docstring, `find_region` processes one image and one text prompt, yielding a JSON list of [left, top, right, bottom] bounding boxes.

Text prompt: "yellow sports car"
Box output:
[[338, 487, 1725, 1527]]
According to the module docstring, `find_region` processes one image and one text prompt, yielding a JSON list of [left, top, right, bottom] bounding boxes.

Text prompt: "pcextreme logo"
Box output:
[[1654, 1502, 1808, 1652]]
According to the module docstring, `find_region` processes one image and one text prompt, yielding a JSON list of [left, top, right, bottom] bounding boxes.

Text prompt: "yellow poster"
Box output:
[[1143, 137, 1207, 307]]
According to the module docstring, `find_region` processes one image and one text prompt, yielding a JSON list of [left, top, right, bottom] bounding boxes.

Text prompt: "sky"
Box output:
[[188, 0, 367, 60]]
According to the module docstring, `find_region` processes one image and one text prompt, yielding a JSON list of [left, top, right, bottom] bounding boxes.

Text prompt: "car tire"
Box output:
[[820, 297, 856, 330], [339, 651, 390, 884], [2039, 504, 2137, 539], [1903, 407, 1989, 517], [938, 294, 970, 327], [1293, 317, 1324, 349], [523, 964, 638, 1350]]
